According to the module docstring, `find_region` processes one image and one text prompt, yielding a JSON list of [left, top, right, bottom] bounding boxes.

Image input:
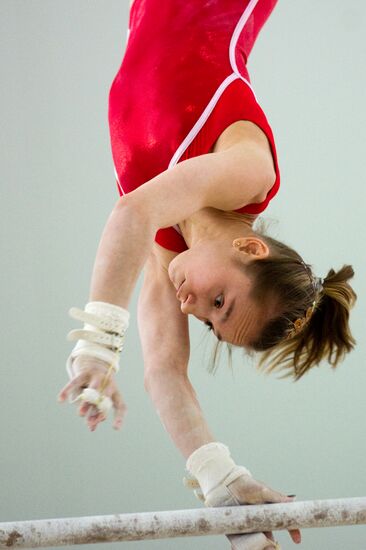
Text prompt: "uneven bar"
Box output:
[[0, 498, 365, 548]]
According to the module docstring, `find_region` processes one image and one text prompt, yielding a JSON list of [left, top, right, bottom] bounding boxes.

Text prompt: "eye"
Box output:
[[214, 294, 224, 309]]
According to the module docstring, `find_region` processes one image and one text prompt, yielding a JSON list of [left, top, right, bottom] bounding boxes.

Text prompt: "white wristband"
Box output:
[[71, 301, 130, 334], [66, 301, 130, 378], [186, 442, 251, 498]]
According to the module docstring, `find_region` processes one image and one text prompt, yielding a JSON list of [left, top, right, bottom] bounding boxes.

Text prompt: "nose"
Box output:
[[180, 293, 197, 314]]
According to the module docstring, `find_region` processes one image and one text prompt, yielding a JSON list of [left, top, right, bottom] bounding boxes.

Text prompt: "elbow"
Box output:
[[265, 162, 277, 194], [253, 163, 277, 204], [261, 149, 277, 199], [113, 193, 142, 219], [114, 193, 157, 235]]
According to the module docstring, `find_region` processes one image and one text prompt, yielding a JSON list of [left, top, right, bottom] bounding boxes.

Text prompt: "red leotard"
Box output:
[[109, 0, 279, 253]]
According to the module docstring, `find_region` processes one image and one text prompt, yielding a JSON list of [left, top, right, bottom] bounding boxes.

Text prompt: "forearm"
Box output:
[[144, 369, 215, 459], [138, 253, 215, 458], [89, 198, 156, 308]]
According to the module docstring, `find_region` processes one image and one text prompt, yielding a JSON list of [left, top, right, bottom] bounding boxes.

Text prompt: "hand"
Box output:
[[186, 443, 301, 548], [58, 356, 126, 431], [208, 467, 301, 546], [185, 473, 299, 549], [223, 468, 301, 544]]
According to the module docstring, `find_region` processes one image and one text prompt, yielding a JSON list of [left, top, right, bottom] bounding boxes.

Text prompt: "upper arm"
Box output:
[[125, 140, 275, 231], [137, 253, 190, 377]]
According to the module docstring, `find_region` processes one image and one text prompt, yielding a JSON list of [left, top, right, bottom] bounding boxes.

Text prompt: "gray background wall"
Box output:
[[1, 1, 365, 549]]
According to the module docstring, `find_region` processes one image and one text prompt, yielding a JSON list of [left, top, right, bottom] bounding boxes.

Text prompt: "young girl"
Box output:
[[59, 1, 356, 548]]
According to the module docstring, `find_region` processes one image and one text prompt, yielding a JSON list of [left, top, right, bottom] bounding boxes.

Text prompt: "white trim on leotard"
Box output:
[[115, 166, 125, 195], [168, 73, 237, 170], [229, 0, 260, 77]]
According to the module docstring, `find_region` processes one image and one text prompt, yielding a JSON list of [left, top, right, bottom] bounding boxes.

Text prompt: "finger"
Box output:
[[229, 533, 277, 550], [288, 528, 301, 544], [111, 391, 127, 430], [86, 404, 99, 420], [284, 496, 301, 543], [88, 411, 106, 431], [261, 485, 296, 504], [86, 405, 104, 430], [262, 494, 301, 543], [78, 401, 93, 417], [58, 373, 87, 402], [76, 376, 104, 415], [84, 378, 114, 429]]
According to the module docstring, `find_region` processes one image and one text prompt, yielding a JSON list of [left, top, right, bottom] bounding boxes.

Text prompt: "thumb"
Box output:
[[229, 532, 278, 550]]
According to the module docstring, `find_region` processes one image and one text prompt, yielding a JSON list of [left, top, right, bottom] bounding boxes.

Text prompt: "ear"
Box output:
[[232, 237, 269, 259]]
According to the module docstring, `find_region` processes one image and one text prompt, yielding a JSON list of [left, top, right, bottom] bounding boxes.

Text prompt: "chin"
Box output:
[[167, 258, 176, 282], [167, 256, 183, 288]]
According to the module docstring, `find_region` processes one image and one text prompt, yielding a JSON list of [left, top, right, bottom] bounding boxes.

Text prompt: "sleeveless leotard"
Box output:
[[109, 0, 279, 253]]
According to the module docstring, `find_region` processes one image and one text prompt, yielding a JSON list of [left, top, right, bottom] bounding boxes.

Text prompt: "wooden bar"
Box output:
[[0, 497, 365, 548]]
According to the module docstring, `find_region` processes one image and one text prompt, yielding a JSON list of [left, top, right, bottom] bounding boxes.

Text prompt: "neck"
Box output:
[[179, 208, 257, 248]]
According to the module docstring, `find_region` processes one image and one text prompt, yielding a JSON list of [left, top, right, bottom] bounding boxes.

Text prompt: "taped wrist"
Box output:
[[66, 301, 130, 378], [186, 442, 251, 499]]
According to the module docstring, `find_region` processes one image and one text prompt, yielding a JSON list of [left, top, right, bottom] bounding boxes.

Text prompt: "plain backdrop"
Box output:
[[1, 1, 365, 549]]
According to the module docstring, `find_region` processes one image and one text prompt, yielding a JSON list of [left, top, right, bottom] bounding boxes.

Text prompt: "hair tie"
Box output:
[[300, 260, 323, 296], [287, 264, 324, 340], [315, 276, 324, 294]]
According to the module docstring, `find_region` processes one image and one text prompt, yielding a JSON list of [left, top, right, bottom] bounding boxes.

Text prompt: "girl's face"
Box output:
[[168, 239, 268, 347]]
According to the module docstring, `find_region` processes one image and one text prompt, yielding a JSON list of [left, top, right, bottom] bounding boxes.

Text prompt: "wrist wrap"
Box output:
[[186, 442, 251, 498], [66, 301, 130, 378]]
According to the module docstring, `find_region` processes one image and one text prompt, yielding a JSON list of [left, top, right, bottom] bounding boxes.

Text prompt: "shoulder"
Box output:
[[213, 120, 275, 175], [212, 120, 272, 152], [210, 120, 276, 205]]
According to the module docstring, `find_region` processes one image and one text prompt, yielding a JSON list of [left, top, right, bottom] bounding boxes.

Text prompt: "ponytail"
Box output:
[[254, 263, 356, 380], [315, 265, 356, 364]]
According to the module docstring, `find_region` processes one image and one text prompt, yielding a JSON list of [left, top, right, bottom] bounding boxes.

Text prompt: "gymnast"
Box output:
[[59, 1, 356, 548]]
